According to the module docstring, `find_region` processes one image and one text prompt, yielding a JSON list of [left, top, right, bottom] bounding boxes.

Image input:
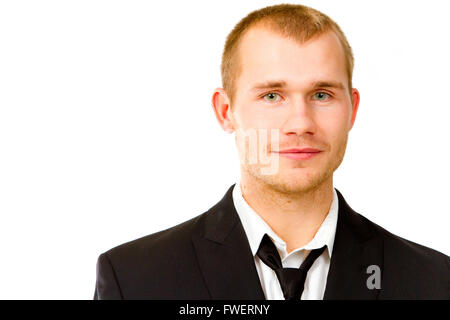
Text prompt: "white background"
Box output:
[[0, 0, 449, 299]]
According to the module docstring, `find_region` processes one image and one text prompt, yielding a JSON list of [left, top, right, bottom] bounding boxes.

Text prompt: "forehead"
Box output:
[[236, 26, 348, 91]]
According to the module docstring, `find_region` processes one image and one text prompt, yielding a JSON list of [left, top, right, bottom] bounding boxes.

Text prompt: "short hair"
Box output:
[[221, 3, 354, 107]]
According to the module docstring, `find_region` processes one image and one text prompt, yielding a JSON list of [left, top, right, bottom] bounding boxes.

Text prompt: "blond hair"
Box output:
[[221, 3, 354, 107]]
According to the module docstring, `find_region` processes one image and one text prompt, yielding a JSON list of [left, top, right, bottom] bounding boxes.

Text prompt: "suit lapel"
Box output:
[[191, 184, 266, 299], [323, 189, 384, 300]]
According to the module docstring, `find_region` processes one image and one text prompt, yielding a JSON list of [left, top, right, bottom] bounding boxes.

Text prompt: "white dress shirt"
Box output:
[[232, 179, 339, 300]]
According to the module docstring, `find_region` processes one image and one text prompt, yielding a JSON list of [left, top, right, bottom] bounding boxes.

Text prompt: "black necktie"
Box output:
[[256, 233, 326, 300]]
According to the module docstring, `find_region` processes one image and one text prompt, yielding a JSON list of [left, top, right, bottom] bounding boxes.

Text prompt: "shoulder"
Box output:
[[355, 211, 449, 298], [335, 188, 449, 298], [336, 189, 449, 270], [101, 185, 235, 261], [364, 214, 448, 270], [95, 209, 212, 299], [95, 185, 236, 297], [101, 210, 208, 265]]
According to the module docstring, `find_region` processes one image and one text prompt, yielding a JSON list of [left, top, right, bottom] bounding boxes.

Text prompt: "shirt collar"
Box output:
[[232, 179, 339, 259]]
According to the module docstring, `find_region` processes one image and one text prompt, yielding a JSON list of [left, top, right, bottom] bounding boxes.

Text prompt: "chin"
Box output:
[[274, 174, 328, 194], [248, 165, 333, 195]]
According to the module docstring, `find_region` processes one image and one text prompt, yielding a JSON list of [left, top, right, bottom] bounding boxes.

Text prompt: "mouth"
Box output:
[[273, 148, 322, 160]]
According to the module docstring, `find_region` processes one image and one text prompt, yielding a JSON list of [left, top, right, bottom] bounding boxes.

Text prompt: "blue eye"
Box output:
[[263, 92, 281, 102], [313, 92, 331, 101]]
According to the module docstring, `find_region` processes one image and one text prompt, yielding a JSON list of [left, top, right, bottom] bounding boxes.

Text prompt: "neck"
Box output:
[[239, 172, 334, 253]]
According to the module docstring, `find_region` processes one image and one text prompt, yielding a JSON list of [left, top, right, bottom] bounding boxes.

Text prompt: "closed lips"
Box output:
[[276, 148, 321, 153]]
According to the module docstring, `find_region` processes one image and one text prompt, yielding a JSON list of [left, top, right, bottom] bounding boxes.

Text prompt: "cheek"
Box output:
[[236, 103, 282, 128], [317, 111, 350, 145], [325, 103, 351, 129]]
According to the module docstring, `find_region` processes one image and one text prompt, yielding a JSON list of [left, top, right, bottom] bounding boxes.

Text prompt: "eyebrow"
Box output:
[[250, 80, 345, 91], [312, 81, 345, 90], [251, 80, 287, 91]]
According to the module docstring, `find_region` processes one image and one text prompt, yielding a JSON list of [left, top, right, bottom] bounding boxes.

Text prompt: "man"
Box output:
[[94, 4, 449, 299]]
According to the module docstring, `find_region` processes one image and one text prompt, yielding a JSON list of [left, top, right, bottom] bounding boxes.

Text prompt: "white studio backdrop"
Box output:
[[0, 0, 449, 299]]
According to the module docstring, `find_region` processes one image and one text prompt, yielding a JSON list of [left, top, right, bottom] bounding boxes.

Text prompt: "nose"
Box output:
[[280, 97, 316, 136]]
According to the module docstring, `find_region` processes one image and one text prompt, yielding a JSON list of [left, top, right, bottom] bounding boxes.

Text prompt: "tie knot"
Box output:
[[256, 234, 327, 300]]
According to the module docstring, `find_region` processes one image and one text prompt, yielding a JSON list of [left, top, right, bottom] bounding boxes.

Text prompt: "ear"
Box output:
[[349, 88, 360, 131], [211, 88, 235, 133]]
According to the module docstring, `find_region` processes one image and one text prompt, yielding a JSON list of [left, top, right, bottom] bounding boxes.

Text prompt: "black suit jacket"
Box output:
[[94, 184, 449, 299]]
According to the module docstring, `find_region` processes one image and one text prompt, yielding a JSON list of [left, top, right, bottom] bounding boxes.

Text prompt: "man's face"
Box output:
[[229, 26, 359, 194]]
